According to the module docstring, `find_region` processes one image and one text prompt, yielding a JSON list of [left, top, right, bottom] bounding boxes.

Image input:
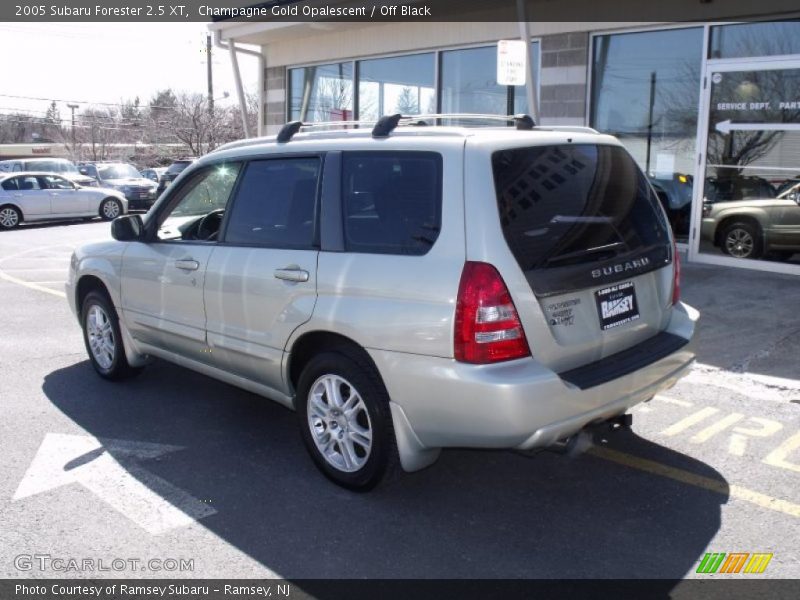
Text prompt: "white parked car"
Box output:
[[0, 172, 128, 229]]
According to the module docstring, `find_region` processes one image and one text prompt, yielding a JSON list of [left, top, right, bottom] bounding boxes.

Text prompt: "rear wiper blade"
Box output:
[[550, 215, 614, 225], [542, 241, 626, 265]]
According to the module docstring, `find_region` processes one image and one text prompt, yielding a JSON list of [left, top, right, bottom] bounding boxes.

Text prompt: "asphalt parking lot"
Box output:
[[0, 219, 798, 585]]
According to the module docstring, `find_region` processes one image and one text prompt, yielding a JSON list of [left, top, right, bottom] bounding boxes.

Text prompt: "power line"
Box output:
[[0, 92, 184, 112]]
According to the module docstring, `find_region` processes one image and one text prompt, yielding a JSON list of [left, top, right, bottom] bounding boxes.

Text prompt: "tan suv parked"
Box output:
[[66, 115, 697, 490]]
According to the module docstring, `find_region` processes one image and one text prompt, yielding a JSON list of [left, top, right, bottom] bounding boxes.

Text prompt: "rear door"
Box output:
[[203, 156, 321, 393], [466, 138, 675, 372], [11, 175, 51, 217]]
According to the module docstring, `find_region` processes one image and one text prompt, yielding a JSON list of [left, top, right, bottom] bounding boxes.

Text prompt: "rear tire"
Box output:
[[720, 221, 762, 259], [81, 290, 142, 380], [295, 347, 401, 491], [0, 205, 21, 229], [99, 198, 122, 221]]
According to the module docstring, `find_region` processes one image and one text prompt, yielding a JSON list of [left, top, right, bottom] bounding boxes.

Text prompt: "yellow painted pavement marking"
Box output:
[[589, 445, 800, 519], [661, 406, 719, 436]]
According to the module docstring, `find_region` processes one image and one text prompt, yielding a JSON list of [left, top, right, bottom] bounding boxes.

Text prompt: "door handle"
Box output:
[[174, 259, 200, 271], [13, 193, 22, 198], [274, 267, 309, 282]]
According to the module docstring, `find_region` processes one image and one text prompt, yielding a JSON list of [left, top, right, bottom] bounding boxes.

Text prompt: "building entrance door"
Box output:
[[691, 57, 800, 274]]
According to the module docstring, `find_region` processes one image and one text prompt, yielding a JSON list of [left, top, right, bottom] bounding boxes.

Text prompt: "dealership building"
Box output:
[[210, 5, 800, 275]]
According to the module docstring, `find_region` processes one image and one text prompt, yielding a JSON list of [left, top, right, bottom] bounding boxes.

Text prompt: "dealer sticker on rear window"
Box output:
[[595, 281, 640, 330]]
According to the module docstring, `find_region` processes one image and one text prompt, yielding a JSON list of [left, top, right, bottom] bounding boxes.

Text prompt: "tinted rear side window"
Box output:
[[224, 157, 320, 248], [342, 151, 442, 256], [492, 144, 670, 295]]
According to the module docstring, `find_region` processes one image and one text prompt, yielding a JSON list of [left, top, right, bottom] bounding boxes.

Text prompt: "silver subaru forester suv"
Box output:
[[66, 115, 698, 490]]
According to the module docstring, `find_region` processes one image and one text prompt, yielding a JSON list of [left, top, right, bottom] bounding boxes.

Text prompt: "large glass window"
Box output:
[[357, 53, 435, 121], [440, 43, 540, 123], [289, 62, 354, 122], [590, 28, 703, 239], [710, 21, 800, 59]]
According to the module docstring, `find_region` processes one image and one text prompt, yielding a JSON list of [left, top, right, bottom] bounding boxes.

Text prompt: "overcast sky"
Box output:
[[0, 23, 259, 121]]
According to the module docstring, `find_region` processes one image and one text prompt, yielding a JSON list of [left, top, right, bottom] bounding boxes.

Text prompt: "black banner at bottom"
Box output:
[[2, 579, 800, 600]]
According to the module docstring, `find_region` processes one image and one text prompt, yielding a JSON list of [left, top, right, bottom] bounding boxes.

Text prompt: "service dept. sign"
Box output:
[[497, 40, 527, 86]]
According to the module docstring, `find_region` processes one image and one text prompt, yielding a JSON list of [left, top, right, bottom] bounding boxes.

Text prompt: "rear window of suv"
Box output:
[[492, 144, 670, 296]]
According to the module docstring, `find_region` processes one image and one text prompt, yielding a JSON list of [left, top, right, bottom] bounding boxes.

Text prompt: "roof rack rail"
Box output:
[[400, 113, 535, 130], [224, 112, 545, 150]]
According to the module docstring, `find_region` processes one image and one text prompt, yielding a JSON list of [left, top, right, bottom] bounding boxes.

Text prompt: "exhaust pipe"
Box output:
[[547, 413, 633, 457]]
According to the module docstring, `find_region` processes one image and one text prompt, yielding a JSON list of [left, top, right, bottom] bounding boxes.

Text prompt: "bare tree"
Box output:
[[78, 107, 118, 161]]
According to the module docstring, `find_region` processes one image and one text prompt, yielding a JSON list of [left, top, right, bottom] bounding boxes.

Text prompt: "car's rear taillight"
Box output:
[[672, 239, 681, 305], [454, 262, 531, 364]]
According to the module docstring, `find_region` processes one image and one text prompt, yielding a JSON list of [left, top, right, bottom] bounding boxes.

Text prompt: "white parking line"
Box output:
[[0, 270, 65, 298]]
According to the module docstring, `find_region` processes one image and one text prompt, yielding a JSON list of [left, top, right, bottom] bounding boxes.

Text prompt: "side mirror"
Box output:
[[111, 214, 144, 241]]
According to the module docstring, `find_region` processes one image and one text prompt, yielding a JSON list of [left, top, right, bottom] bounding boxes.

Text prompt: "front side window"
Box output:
[[39, 175, 73, 190], [156, 163, 242, 242], [1, 178, 19, 191], [341, 151, 442, 256], [225, 157, 321, 248]]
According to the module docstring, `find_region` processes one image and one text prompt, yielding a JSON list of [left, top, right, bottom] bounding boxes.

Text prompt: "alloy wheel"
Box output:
[[0, 207, 19, 228], [306, 374, 373, 473], [725, 228, 754, 258], [102, 201, 120, 219], [86, 304, 115, 370]]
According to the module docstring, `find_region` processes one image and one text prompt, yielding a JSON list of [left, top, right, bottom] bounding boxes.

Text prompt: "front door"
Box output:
[[203, 156, 322, 393], [38, 175, 88, 215], [120, 162, 243, 361], [691, 57, 800, 273]]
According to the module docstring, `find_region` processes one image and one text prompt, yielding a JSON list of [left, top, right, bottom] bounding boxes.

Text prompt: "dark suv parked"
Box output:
[[156, 158, 195, 197], [78, 162, 158, 211]]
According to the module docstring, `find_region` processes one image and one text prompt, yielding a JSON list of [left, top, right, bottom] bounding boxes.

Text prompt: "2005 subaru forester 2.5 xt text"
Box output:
[[66, 114, 698, 490]]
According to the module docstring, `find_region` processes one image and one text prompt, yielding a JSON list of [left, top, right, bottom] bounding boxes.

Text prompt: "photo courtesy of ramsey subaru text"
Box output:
[[66, 114, 698, 490]]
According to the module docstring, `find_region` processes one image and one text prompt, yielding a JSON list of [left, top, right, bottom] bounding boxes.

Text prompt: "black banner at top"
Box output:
[[3, 0, 800, 22]]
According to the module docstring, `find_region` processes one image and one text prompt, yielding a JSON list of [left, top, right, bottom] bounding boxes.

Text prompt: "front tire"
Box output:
[[721, 221, 762, 259], [0, 205, 21, 229], [296, 348, 400, 491], [99, 198, 122, 221], [81, 291, 142, 380]]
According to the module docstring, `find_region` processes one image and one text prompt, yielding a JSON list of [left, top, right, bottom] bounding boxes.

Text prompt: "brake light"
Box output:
[[672, 239, 681, 305], [454, 262, 531, 364]]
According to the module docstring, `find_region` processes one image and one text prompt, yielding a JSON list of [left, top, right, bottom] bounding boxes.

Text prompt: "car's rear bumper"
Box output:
[[370, 301, 698, 469]]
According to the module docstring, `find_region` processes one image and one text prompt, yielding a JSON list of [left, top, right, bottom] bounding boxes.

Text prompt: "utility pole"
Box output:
[[207, 33, 215, 115], [67, 103, 79, 157]]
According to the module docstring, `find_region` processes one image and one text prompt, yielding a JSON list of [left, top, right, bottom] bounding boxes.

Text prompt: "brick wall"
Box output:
[[265, 66, 286, 134], [539, 32, 590, 126]]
